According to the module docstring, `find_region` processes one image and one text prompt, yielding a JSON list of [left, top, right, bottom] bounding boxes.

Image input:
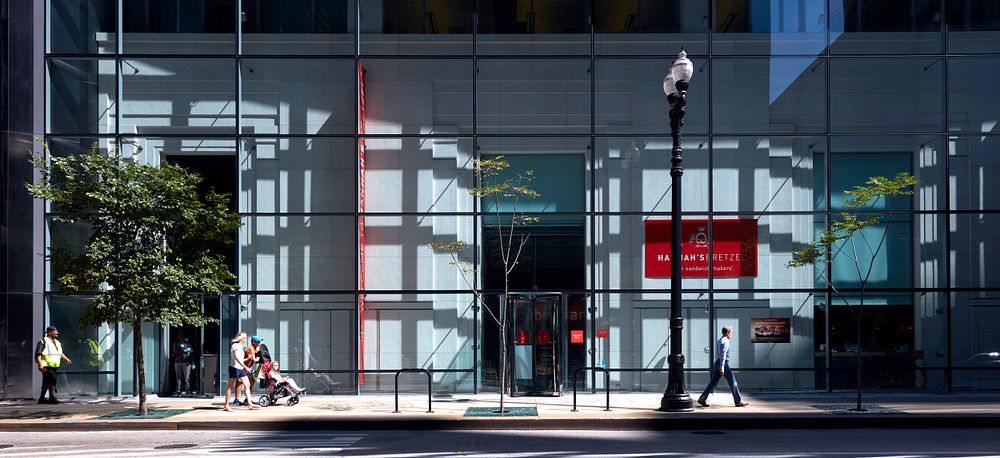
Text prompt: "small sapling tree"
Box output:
[[429, 155, 538, 414], [787, 172, 918, 411]]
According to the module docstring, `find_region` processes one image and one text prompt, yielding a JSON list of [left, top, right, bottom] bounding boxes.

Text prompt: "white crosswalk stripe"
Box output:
[[195, 432, 365, 455]]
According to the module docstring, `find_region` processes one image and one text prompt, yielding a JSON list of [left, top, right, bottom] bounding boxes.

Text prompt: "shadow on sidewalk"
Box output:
[[0, 408, 83, 420]]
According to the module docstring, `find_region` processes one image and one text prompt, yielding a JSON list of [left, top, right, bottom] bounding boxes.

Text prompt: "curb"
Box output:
[[3, 414, 1000, 432]]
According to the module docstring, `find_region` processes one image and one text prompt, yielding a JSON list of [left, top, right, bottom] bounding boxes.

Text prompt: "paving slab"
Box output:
[[1, 392, 998, 431]]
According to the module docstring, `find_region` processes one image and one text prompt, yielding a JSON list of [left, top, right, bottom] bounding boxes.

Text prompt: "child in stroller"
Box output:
[[257, 360, 306, 407]]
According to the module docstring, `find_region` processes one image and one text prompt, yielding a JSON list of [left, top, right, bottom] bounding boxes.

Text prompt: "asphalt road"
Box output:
[[0, 429, 998, 456]]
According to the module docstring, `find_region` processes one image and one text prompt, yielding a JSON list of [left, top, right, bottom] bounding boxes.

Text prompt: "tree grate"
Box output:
[[464, 406, 538, 417], [93, 408, 191, 420], [154, 444, 198, 450], [811, 404, 905, 415]]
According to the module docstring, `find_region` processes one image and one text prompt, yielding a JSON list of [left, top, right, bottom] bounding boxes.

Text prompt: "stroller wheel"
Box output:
[[258, 395, 271, 407], [287, 396, 299, 406]]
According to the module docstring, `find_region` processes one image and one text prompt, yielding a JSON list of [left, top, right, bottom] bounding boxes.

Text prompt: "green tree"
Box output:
[[27, 140, 241, 415], [786, 172, 918, 411], [429, 155, 538, 414]]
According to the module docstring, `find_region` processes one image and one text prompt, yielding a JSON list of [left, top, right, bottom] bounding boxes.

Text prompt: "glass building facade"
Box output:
[[15, 0, 1000, 397]]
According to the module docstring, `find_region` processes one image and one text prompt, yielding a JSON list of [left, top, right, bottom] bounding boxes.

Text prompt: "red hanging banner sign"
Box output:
[[358, 62, 367, 384], [644, 219, 758, 278]]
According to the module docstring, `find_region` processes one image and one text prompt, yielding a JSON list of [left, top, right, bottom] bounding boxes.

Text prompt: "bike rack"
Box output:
[[571, 367, 611, 412], [393, 368, 433, 413]]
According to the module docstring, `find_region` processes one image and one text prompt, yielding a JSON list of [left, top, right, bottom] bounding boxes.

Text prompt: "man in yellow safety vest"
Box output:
[[35, 326, 72, 404]]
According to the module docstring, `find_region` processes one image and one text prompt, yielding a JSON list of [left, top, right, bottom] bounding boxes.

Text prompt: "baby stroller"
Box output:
[[256, 360, 300, 407]]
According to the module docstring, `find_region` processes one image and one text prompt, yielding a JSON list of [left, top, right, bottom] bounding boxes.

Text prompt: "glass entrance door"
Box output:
[[509, 293, 562, 396]]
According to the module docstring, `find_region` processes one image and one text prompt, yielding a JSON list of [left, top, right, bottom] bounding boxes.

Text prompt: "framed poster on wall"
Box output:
[[751, 318, 791, 343]]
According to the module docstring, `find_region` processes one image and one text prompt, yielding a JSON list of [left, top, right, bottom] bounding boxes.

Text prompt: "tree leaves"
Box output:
[[785, 172, 918, 270], [469, 156, 541, 200]]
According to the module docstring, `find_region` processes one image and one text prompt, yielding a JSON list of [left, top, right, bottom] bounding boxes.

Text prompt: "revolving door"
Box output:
[[508, 293, 562, 396]]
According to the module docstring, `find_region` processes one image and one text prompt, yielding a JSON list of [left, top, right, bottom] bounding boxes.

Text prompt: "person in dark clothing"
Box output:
[[171, 332, 193, 396], [250, 336, 272, 387]]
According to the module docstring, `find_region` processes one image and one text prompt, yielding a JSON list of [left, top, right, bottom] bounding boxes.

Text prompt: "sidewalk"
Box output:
[[1, 391, 999, 431]]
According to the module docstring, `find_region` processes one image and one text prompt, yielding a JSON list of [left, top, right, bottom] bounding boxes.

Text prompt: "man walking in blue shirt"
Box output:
[[698, 325, 750, 407]]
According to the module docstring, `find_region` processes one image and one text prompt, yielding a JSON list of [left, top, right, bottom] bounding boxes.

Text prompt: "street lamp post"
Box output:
[[659, 49, 694, 413]]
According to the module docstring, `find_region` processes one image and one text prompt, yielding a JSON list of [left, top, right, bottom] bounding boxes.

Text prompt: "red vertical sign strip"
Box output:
[[357, 62, 366, 384]]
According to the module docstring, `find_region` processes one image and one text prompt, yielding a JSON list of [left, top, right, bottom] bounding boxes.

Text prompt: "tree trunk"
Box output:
[[499, 294, 507, 414], [855, 291, 864, 411], [133, 320, 148, 416]]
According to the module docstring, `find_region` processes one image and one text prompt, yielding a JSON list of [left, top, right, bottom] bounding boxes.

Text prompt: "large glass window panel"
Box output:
[[787, 212, 944, 292], [951, 292, 1000, 390], [117, 137, 237, 167], [121, 58, 236, 135], [360, 0, 472, 55], [712, 136, 824, 213], [242, 0, 354, 55], [947, 0, 1000, 53], [595, 58, 709, 136], [43, 136, 118, 211], [592, 215, 711, 292], [250, 294, 357, 394], [240, 215, 357, 292], [482, 225, 586, 291], [360, 293, 476, 393], [240, 59, 354, 135], [621, 292, 709, 391], [364, 137, 474, 213], [951, 213, 1000, 289], [594, 136, 709, 213], [711, 214, 820, 291], [830, 0, 942, 54], [831, 136, 945, 212], [914, 213, 947, 290], [830, 58, 943, 134], [826, 293, 923, 390], [111, 137, 240, 278], [474, 140, 589, 216], [711, 292, 818, 390], [360, 59, 473, 135], [713, 57, 826, 135], [365, 215, 475, 291], [47, 0, 116, 54], [594, 0, 709, 55], [119, 321, 161, 394], [240, 137, 355, 214], [827, 213, 914, 290], [713, 0, 827, 55], [477, 59, 591, 135], [477, 0, 591, 55], [45, 219, 92, 291], [122, 0, 236, 54], [949, 58, 1000, 135], [46, 296, 117, 395], [44, 136, 115, 157], [915, 292, 947, 390], [42, 137, 115, 214], [950, 136, 1000, 211], [47, 58, 116, 134]]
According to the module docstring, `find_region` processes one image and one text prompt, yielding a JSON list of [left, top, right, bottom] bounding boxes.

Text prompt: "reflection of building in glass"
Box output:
[[1, 0, 999, 398]]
